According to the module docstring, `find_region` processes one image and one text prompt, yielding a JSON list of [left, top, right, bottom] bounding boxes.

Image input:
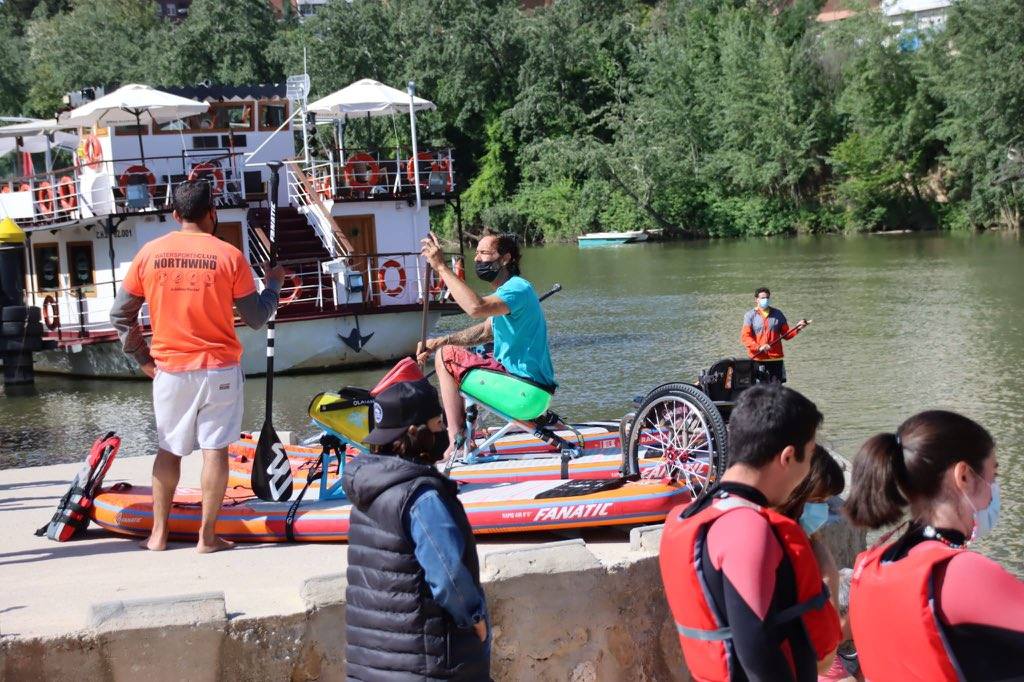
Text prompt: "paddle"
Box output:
[[418, 260, 431, 369], [751, 318, 812, 359], [251, 161, 294, 502]]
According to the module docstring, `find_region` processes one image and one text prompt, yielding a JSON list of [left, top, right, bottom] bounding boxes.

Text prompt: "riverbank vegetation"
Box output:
[[1, 0, 1022, 241]]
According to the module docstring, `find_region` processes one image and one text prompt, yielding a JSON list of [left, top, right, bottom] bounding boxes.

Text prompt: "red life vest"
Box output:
[[849, 540, 964, 682], [659, 492, 841, 682]]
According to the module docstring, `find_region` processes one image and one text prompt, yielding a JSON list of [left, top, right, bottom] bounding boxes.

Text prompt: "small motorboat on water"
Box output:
[[576, 230, 649, 247]]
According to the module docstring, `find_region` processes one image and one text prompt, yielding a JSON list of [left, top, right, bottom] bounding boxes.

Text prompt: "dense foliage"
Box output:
[[2, 0, 1022, 240]]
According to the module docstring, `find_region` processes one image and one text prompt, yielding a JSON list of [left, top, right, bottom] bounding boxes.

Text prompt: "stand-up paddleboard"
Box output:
[[226, 421, 630, 488], [90, 478, 690, 543]]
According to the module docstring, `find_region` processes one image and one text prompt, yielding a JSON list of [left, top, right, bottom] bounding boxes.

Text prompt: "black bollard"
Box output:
[[0, 217, 40, 393]]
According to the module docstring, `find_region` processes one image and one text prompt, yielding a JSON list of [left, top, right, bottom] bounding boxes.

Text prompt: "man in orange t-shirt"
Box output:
[[110, 180, 284, 552]]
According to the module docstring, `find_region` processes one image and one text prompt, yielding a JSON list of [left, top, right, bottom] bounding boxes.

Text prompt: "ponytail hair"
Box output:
[[484, 230, 522, 276], [845, 411, 994, 529]]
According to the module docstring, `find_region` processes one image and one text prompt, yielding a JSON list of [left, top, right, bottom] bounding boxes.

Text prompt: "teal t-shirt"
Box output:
[[492, 276, 557, 389]]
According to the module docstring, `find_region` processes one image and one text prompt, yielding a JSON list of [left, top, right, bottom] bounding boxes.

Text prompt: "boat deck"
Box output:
[[0, 452, 641, 640]]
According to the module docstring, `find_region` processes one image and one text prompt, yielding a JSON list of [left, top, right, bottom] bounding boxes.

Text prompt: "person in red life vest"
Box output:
[[845, 411, 1024, 682], [778, 446, 861, 682], [660, 384, 842, 681], [740, 287, 808, 384]]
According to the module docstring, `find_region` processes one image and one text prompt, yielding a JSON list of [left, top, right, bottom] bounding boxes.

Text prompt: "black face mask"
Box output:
[[210, 208, 219, 237], [475, 259, 503, 283], [425, 430, 450, 464]]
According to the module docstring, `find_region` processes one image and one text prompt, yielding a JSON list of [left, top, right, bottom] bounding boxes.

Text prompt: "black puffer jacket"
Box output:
[[343, 453, 489, 681]]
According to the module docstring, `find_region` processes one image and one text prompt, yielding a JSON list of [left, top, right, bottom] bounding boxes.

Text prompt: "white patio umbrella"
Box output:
[[0, 119, 79, 178], [61, 83, 209, 165], [308, 78, 436, 119]]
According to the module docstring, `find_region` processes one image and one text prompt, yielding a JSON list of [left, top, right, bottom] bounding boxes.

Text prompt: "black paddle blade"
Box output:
[[251, 420, 293, 502]]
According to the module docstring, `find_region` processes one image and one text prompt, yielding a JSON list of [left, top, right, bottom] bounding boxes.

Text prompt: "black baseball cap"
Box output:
[[363, 378, 443, 445]]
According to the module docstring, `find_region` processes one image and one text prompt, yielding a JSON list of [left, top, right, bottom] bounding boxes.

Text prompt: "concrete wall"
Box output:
[[0, 523, 865, 682]]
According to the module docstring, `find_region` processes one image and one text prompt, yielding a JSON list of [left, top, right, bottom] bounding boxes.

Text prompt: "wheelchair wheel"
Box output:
[[626, 382, 728, 492]]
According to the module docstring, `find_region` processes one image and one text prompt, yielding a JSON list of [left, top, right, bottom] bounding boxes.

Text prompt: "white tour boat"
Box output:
[[0, 78, 463, 377]]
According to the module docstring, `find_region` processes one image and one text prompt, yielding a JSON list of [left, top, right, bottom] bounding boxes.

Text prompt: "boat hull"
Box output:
[[90, 479, 691, 543], [34, 309, 442, 377]]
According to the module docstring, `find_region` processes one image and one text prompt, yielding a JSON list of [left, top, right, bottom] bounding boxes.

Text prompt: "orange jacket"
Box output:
[[741, 307, 798, 361]]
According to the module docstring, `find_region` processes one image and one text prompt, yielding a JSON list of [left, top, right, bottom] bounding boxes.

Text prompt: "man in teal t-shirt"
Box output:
[[419, 231, 556, 459]]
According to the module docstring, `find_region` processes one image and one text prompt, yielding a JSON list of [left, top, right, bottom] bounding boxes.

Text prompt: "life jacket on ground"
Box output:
[[660, 491, 841, 681], [849, 541, 964, 682], [36, 432, 121, 541]]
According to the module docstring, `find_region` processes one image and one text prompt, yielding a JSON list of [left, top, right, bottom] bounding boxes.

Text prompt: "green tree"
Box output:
[[24, 0, 168, 117], [932, 0, 1024, 231], [164, 0, 284, 87]]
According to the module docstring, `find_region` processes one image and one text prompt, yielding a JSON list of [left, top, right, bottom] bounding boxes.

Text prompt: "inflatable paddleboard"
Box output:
[[90, 478, 690, 543], [227, 422, 629, 488]]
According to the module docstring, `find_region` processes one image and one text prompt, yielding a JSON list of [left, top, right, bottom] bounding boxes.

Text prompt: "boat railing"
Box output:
[[31, 249, 461, 343], [32, 280, 151, 340], [3, 150, 255, 229], [299, 147, 456, 202], [284, 160, 347, 257]]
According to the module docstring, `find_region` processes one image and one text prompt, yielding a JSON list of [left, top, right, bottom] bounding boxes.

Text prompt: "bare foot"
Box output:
[[196, 537, 235, 554], [139, 535, 167, 551]]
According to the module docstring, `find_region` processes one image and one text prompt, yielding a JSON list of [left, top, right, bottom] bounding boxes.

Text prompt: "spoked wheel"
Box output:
[[626, 383, 728, 494]]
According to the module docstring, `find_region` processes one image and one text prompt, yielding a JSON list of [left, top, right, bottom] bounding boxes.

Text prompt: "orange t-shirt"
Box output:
[[123, 231, 256, 371]]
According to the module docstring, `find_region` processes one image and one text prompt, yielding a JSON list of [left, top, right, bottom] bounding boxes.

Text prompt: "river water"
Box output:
[[2, 233, 1022, 573]]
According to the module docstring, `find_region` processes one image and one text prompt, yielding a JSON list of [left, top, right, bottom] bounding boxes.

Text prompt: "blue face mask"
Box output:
[[758, 297, 770, 309], [799, 502, 829, 536], [964, 477, 1000, 541]]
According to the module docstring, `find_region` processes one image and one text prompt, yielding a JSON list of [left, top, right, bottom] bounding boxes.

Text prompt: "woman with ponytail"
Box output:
[[846, 410, 1023, 682]]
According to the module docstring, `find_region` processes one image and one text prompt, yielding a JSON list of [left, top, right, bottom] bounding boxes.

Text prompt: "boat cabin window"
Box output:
[[66, 242, 95, 289], [155, 102, 255, 134], [258, 102, 289, 131], [33, 243, 60, 291], [214, 103, 254, 131]]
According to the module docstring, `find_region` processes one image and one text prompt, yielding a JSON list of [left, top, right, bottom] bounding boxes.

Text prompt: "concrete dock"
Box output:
[[0, 452, 689, 680], [1, 452, 867, 681]]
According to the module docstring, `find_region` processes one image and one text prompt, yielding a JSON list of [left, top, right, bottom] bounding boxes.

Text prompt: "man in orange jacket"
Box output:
[[740, 287, 808, 384]]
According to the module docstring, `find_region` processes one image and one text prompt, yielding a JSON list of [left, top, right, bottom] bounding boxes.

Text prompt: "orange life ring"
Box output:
[[43, 295, 60, 330], [188, 162, 224, 195], [279, 272, 303, 305], [118, 165, 156, 197], [342, 153, 381, 189], [35, 181, 55, 214], [58, 176, 77, 210], [81, 134, 103, 171], [0, 184, 26, 193], [376, 259, 406, 297], [406, 152, 453, 191], [429, 268, 444, 296], [316, 176, 333, 200]]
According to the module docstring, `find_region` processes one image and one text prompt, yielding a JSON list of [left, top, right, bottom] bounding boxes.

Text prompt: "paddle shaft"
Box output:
[[264, 162, 282, 416], [419, 262, 431, 367], [424, 282, 562, 380], [751, 318, 811, 359]]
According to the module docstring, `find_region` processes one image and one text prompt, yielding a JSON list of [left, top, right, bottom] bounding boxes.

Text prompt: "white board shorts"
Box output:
[[153, 365, 244, 456]]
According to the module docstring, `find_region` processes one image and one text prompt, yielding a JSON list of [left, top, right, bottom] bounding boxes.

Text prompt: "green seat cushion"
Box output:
[[460, 369, 552, 421]]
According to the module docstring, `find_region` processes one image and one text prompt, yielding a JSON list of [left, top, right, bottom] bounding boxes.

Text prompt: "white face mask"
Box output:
[[961, 473, 1000, 541]]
